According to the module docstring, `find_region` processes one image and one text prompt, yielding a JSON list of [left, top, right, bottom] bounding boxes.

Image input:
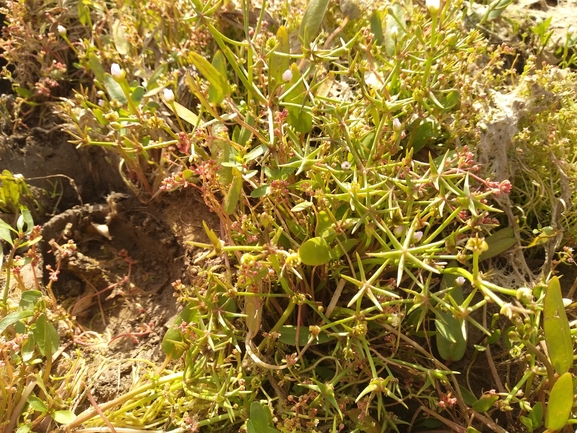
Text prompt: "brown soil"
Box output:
[[0, 123, 219, 409]]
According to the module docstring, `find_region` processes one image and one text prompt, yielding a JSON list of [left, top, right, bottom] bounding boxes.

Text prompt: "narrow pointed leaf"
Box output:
[[223, 168, 243, 214], [189, 52, 229, 104], [164, 100, 199, 126], [208, 50, 228, 105], [299, 0, 329, 47]]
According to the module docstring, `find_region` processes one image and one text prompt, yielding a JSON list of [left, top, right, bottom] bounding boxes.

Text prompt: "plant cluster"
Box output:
[[1, 0, 577, 432]]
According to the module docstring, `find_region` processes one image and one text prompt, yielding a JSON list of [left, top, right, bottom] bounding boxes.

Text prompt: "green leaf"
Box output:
[[384, 3, 406, 56], [0, 218, 14, 246], [32, 314, 59, 358], [370, 11, 384, 45], [247, 419, 256, 433], [520, 416, 534, 432], [269, 26, 290, 94], [244, 144, 267, 162], [2, 170, 20, 210], [529, 402, 543, 429], [299, 237, 331, 266], [103, 75, 127, 104], [131, 86, 145, 103], [283, 64, 312, 134], [87, 53, 106, 83], [235, 113, 255, 147], [315, 211, 332, 237], [28, 395, 48, 413], [459, 386, 477, 406], [479, 227, 516, 261], [472, 394, 499, 413], [112, 19, 130, 55], [0, 310, 34, 334], [435, 267, 467, 362], [279, 325, 334, 346], [330, 238, 357, 260], [408, 117, 439, 152], [208, 50, 228, 105], [291, 201, 313, 212], [162, 303, 197, 359], [14, 87, 33, 98], [249, 402, 273, 433], [545, 372, 573, 430], [298, 0, 330, 48], [440, 90, 460, 112], [52, 410, 76, 424], [20, 290, 42, 311], [163, 100, 199, 126], [312, 378, 343, 418], [202, 220, 222, 252], [78, 0, 91, 26], [251, 184, 270, 198], [486, 0, 513, 21], [543, 277, 573, 375], [22, 333, 35, 362], [189, 52, 229, 105], [435, 310, 466, 362], [223, 168, 243, 215], [146, 64, 168, 91], [19, 207, 34, 234]]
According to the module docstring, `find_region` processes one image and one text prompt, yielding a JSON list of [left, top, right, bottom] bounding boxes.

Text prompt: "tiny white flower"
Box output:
[[500, 303, 514, 320], [426, 0, 441, 15], [455, 276, 466, 286], [282, 69, 293, 82], [412, 231, 423, 242], [516, 287, 533, 303], [110, 63, 125, 81], [394, 225, 404, 237], [57, 25, 67, 37], [393, 118, 402, 132], [163, 88, 175, 103], [341, 161, 351, 170]]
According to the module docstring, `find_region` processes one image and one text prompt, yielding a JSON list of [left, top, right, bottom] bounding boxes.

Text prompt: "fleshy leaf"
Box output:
[[269, 26, 290, 94], [435, 266, 467, 361], [161, 303, 196, 358], [163, 100, 199, 126], [298, 0, 329, 48], [112, 20, 130, 55], [543, 277, 573, 375], [189, 52, 229, 105], [299, 237, 331, 266], [472, 394, 499, 413], [223, 168, 243, 215], [208, 50, 228, 105], [545, 372, 573, 430]]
